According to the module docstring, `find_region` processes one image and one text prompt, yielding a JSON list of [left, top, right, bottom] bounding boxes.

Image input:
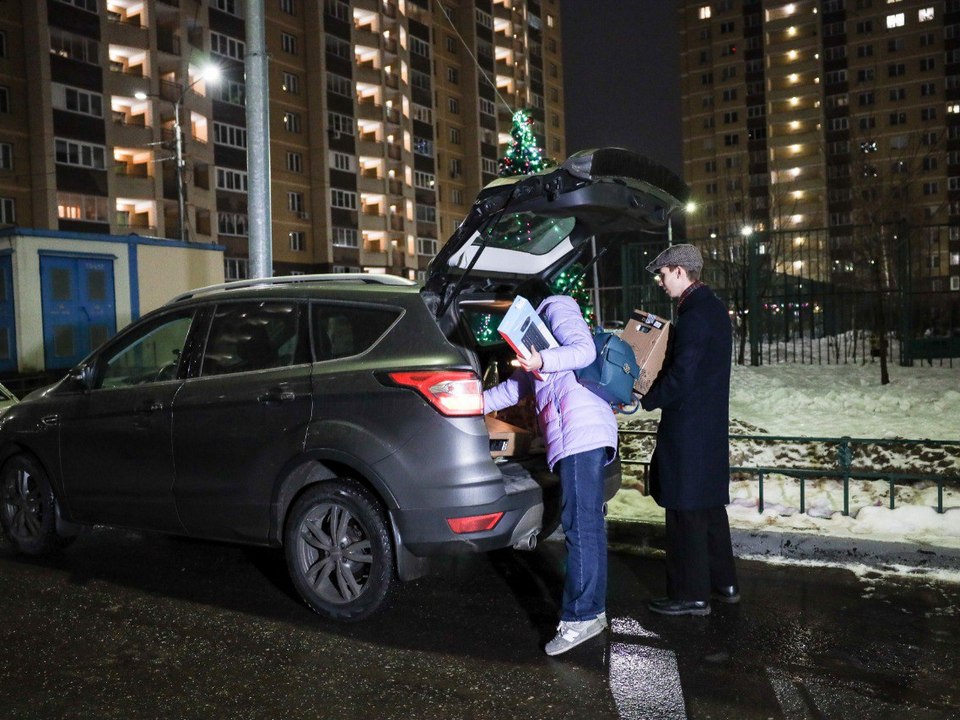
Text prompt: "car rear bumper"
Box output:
[[390, 466, 544, 558]]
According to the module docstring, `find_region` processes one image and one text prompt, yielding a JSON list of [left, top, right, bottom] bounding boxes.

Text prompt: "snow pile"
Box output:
[[610, 360, 960, 549]]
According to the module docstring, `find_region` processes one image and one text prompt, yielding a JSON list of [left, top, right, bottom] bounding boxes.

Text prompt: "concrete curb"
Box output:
[[605, 519, 960, 573]]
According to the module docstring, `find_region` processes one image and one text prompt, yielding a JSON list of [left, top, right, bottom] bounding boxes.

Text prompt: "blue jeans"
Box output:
[[556, 447, 608, 622]]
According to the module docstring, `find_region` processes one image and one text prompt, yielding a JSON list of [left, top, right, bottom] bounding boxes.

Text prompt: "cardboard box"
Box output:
[[485, 415, 534, 458], [622, 309, 671, 397], [496, 295, 558, 380]]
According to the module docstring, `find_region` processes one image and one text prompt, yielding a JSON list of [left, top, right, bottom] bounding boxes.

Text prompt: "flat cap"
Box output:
[[645, 243, 704, 274]]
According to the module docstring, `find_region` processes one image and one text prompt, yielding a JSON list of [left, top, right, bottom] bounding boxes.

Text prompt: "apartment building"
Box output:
[[679, 0, 960, 288], [0, 0, 565, 283]]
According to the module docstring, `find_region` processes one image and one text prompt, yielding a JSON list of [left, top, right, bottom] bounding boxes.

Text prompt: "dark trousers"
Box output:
[[664, 506, 737, 602]]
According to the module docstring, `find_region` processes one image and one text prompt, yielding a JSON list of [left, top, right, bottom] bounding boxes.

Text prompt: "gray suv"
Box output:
[[0, 148, 686, 621]]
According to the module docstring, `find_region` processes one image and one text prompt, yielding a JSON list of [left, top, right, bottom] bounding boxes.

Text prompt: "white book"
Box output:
[[497, 295, 558, 379]]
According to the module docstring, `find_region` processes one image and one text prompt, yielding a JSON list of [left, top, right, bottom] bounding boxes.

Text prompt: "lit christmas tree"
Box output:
[[552, 265, 595, 324], [498, 109, 546, 177]]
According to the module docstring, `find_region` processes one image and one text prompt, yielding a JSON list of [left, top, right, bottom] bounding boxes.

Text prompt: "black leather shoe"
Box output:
[[711, 585, 741, 604], [648, 597, 711, 616]]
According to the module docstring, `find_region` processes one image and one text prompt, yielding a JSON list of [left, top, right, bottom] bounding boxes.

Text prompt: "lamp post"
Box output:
[[136, 63, 220, 242]]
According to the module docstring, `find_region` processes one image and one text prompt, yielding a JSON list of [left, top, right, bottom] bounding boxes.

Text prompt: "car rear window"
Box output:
[[482, 213, 576, 255], [312, 304, 399, 360]]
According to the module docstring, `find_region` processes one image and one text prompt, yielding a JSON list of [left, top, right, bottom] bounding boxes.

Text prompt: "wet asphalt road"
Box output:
[[0, 528, 958, 720]]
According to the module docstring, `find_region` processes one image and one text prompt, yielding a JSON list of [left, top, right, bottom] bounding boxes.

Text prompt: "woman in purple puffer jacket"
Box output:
[[483, 278, 618, 657]]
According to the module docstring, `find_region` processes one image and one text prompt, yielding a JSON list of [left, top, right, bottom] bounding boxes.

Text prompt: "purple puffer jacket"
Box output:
[[483, 295, 619, 471]]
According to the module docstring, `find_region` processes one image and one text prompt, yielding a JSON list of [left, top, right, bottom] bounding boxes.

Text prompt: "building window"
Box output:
[[213, 121, 247, 149], [283, 112, 301, 133], [216, 80, 246, 106], [445, 35, 458, 54], [451, 188, 464, 205], [282, 72, 300, 94], [328, 112, 355, 137], [324, 0, 349, 20], [888, 37, 905, 52], [211, 31, 245, 60], [859, 117, 876, 130], [919, 7, 935, 22], [411, 70, 431, 91], [280, 0, 295, 15], [416, 237, 438, 256], [414, 171, 435, 189], [57, 192, 108, 222], [449, 158, 462, 178], [722, 89, 737, 102], [326, 72, 351, 97], [449, 127, 461, 144], [216, 167, 248, 191], [326, 34, 350, 60], [55, 138, 105, 169], [886, 13, 905, 29], [330, 151, 355, 172], [720, 21, 734, 33], [286, 152, 302, 173], [723, 133, 739, 146], [53, 0, 98, 11], [218, 212, 248, 236], [890, 87, 907, 101], [0, 31, 6, 58], [225, 258, 249, 281], [481, 158, 497, 175], [414, 136, 433, 156], [723, 111, 738, 124], [281, 32, 297, 55], [447, 97, 459, 114], [0, 197, 14, 225], [858, 68, 876, 82], [699, 5, 711, 19], [0, 143, 11, 170], [52, 84, 103, 117], [413, 104, 433, 123], [889, 111, 907, 125], [289, 231, 304, 251], [49, 28, 99, 65], [446, 66, 459, 84], [410, 36, 430, 58], [857, 44, 874, 58], [331, 189, 357, 210], [921, 107, 937, 121], [332, 227, 358, 248], [214, 0, 241, 16], [856, 20, 873, 33], [416, 205, 436, 224], [0, 87, 9, 114], [287, 192, 305, 213]]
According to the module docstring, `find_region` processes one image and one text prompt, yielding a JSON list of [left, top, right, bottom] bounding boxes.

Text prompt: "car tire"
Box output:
[[284, 479, 395, 622], [0, 454, 74, 556]]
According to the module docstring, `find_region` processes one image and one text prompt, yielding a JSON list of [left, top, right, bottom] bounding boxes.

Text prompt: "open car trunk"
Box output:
[[418, 147, 690, 530]]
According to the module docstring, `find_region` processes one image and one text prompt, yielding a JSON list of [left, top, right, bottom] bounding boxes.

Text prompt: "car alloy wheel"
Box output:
[[0, 454, 71, 556], [285, 480, 394, 621]]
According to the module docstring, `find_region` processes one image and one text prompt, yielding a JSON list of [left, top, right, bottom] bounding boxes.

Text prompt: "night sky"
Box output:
[[560, 0, 682, 176]]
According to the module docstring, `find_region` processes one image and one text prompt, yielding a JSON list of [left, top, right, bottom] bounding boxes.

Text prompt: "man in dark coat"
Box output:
[[640, 243, 739, 616]]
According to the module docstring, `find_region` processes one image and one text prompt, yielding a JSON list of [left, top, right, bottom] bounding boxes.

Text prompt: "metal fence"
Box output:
[[619, 428, 960, 515], [600, 225, 960, 367]]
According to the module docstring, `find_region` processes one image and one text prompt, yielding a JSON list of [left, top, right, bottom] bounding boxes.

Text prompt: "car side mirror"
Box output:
[[65, 364, 94, 392]]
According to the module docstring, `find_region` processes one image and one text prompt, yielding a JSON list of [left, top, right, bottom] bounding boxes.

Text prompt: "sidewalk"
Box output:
[[604, 517, 960, 574]]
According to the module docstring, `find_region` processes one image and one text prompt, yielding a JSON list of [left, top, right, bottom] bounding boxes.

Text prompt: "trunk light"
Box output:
[[388, 371, 484, 416], [447, 512, 504, 534]]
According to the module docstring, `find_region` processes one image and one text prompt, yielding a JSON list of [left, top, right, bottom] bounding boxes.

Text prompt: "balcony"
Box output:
[[359, 175, 385, 194]]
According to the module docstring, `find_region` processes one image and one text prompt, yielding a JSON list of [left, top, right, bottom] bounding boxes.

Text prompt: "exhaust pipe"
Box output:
[[513, 530, 537, 551]]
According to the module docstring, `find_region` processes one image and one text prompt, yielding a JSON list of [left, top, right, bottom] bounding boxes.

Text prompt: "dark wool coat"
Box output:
[[640, 285, 732, 510]]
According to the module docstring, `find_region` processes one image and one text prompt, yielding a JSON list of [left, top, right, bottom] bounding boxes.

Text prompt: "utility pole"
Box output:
[[246, 0, 272, 278]]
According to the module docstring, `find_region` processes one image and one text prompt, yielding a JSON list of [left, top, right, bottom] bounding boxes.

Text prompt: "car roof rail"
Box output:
[[167, 272, 418, 304]]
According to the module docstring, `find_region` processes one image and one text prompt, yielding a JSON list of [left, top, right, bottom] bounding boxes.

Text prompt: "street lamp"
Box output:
[[136, 63, 220, 242]]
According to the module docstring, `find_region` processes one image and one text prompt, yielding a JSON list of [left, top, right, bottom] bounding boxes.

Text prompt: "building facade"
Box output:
[[679, 0, 960, 289], [0, 0, 565, 284]]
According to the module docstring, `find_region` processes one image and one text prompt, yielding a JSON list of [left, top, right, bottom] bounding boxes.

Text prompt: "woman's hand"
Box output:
[[518, 345, 543, 373]]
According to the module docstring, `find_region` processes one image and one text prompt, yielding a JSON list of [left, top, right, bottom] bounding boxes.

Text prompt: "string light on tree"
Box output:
[[499, 109, 546, 177]]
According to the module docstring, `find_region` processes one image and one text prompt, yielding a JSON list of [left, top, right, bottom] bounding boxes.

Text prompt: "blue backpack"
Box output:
[[575, 328, 640, 411]]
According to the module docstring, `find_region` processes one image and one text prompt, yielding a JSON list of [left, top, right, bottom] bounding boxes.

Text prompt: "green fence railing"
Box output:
[[619, 430, 959, 515]]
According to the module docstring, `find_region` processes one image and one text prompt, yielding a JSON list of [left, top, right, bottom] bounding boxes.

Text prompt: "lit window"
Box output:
[[699, 5, 711, 19], [919, 7, 934, 22], [948, 104, 960, 114], [886, 13, 905, 28]]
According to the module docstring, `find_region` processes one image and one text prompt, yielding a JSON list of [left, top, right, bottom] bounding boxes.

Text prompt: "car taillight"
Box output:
[[388, 370, 484, 417], [447, 512, 504, 534]]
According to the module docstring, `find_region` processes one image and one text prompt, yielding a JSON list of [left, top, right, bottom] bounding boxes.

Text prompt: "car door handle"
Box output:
[[258, 389, 296, 404], [41, 415, 59, 427], [136, 400, 164, 414]]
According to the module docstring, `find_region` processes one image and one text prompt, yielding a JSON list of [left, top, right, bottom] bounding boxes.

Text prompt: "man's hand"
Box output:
[[518, 345, 543, 373]]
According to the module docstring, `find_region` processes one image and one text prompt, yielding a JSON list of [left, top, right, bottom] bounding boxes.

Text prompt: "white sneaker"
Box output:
[[544, 616, 606, 656]]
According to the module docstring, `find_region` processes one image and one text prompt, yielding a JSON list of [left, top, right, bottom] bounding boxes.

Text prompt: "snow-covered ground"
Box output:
[[608, 360, 960, 551]]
